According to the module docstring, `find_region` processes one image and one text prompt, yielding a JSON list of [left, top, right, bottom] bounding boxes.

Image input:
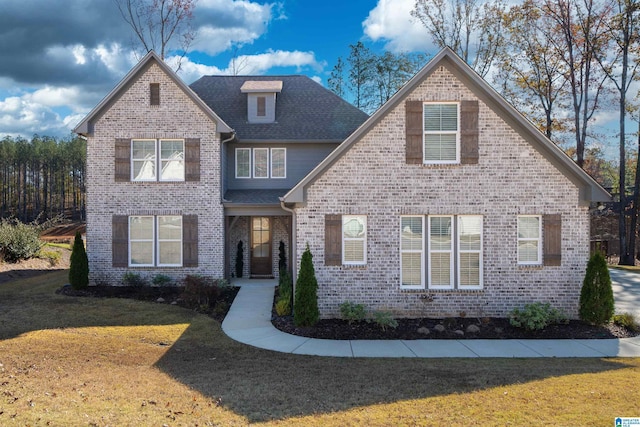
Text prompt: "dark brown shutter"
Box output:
[[460, 100, 479, 164], [543, 214, 562, 266], [184, 138, 200, 182], [325, 214, 342, 266], [405, 100, 423, 164], [150, 83, 160, 106], [115, 138, 131, 182], [183, 215, 198, 267], [112, 215, 129, 267]]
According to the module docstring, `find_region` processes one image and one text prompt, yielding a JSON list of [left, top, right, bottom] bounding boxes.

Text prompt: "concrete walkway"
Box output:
[[221, 278, 640, 358]]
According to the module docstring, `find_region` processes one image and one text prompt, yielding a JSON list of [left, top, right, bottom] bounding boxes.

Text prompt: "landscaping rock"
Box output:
[[434, 324, 446, 333], [466, 324, 481, 334], [417, 327, 430, 335], [454, 330, 464, 336], [157, 297, 165, 303]]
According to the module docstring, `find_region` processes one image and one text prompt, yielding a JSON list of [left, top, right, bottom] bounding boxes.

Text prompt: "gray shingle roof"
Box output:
[[189, 75, 369, 141], [224, 189, 288, 205]]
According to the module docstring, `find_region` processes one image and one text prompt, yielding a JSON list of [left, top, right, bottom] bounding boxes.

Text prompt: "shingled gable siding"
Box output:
[[405, 100, 479, 164], [543, 214, 562, 266], [86, 61, 223, 284], [324, 214, 342, 266], [295, 65, 589, 320]]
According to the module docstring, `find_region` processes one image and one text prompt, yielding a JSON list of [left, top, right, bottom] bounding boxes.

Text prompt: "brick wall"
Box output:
[[86, 63, 224, 285], [294, 65, 590, 319]]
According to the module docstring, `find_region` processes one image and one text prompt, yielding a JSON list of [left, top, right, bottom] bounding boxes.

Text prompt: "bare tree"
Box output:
[[412, 0, 505, 77], [115, 0, 196, 69]]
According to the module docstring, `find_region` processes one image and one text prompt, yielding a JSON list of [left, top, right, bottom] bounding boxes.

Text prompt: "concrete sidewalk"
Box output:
[[221, 279, 640, 358]]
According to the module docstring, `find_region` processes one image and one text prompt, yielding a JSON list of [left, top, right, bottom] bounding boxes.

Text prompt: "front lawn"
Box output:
[[1, 271, 639, 425]]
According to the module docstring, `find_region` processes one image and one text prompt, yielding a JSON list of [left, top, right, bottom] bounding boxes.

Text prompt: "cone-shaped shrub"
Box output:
[[235, 241, 244, 278], [579, 252, 614, 325], [294, 244, 319, 326], [69, 231, 89, 289]]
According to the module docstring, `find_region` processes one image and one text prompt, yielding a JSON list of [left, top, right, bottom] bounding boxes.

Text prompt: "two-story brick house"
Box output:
[[74, 51, 367, 284], [76, 48, 610, 319]]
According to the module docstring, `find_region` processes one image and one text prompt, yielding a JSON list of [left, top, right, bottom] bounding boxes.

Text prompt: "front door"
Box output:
[[250, 217, 272, 276]]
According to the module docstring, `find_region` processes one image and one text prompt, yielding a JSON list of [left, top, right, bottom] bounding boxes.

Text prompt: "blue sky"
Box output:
[[0, 0, 432, 139]]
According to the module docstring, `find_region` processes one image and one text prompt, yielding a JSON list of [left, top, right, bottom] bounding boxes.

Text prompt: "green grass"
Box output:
[[1, 271, 639, 425], [43, 241, 71, 250]]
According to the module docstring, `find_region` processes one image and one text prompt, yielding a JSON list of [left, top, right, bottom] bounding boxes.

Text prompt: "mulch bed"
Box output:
[[271, 315, 638, 340]]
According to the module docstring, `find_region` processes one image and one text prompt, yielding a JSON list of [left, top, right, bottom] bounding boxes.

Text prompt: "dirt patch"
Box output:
[[40, 222, 86, 242], [0, 246, 71, 284]]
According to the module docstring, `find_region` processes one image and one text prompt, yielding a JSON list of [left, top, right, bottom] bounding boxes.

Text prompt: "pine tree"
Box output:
[[579, 252, 614, 325], [294, 244, 319, 326], [69, 231, 89, 289]]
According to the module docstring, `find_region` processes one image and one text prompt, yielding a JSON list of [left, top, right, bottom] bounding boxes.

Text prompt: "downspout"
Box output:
[[279, 198, 297, 287], [220, 131, 236, 280]]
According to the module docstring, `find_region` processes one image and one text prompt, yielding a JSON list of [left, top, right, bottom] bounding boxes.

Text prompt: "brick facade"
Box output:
[[85, 62, 224, 285], [294, 65, 590, 319]]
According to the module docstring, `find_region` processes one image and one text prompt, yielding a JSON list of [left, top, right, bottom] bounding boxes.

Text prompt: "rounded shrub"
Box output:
[[579, 252, 614, 325], [69, 231, 89, 289], [294, 244, 319, 327]]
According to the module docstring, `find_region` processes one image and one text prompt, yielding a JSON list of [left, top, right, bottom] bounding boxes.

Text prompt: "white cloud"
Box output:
[[192, 0, 277, 55], [228, 50, 325, 75], [0, 94, 67, 137], [363, 0, 431, 52]]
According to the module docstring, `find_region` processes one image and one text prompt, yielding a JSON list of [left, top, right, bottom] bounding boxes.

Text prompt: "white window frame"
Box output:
[[423, 102, 460, 165], [400, 215, 425, 290], [457, 215, 483, 290], [131, 139, 185, 182], [156, 215, 183, 267], [270, 148, 287, 179], [517, 215, 542, 265], [342, 215, 367, 266], [129, 215, 155, 267], [428, 215, 454, 289], [253, 147, 269, 179], [128, 215, 183, 267], [235, 148, 251, 179]]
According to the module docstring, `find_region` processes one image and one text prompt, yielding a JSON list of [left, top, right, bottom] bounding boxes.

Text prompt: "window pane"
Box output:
[[402, 253, 422, 286], [133, 160, 156, 180], [130, 241, 153, 265], [459, 253, 480, 286], [158, 216, 182, 239], [430, 252, 451, 286], [424, 134, 457, 161], [459, 216, 481, 251], [430, 217, 451, 250], [130, 216, 153, 240], [343, 217, 365, 238], [424, 104, 457, 131], [158, 241, 181, 265], [236, 148, 250, 178], [518, 216, 540, 238], [254, 148, 268, 178], [519, 241, 539, 263], [344, 240, 365, 262], [257, 96, 266, 116], [160, 140, 184, 181], [271, 148, 286, 178], [401, 216, 423, 251], [132, 140, 155, 159]]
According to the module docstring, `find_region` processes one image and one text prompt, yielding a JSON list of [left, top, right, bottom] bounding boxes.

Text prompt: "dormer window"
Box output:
[[240, 80, 283, 123]]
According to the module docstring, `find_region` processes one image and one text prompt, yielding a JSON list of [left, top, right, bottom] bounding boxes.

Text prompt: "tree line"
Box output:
[[0, 135, 86, 223]]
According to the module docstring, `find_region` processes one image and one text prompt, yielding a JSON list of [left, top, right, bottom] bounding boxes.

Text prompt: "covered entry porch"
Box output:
[[224, 191, 293, 279]]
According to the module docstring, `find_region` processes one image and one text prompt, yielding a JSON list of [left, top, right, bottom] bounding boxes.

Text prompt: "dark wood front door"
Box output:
[[250, 217, 272, 276]]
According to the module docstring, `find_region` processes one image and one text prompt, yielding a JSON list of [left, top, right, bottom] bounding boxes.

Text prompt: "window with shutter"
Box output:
[[130, 139, 185, 182], [343, 215, 367, 265], [518, 215, 542, 265], [424, 104, 459, 164]]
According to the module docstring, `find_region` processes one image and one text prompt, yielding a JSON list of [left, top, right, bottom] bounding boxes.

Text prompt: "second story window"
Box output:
[[132, 139, 184, 182], [235, 147, 286, 179], [257, 96, 266, 117], [423, 103, 459, 164]]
